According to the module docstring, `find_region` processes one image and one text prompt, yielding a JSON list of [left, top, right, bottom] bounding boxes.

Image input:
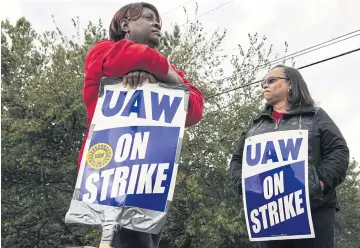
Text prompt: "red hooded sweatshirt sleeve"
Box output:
[[78, 39, 204, 169]]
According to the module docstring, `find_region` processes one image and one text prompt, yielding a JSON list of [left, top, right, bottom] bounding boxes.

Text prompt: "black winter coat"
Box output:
[[229, 104, 349, 210]]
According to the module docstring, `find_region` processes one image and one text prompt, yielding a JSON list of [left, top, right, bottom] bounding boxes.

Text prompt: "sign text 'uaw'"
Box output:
[[101, 89, 183, 124]]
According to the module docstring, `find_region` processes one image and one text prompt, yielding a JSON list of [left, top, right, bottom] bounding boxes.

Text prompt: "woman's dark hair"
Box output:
[[109, 2, 161, 42], [272, 64, 315, 108]]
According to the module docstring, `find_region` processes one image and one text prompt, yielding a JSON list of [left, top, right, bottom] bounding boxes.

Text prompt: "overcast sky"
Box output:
[[1, 0, 360, 163]]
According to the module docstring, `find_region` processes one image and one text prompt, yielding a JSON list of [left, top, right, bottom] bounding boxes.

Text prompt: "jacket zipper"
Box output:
[[274, 116, 283, 131], [264, 114, 283, 132]]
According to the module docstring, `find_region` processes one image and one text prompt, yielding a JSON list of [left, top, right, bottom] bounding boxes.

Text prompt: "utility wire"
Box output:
[[208, 30, 360, 85], [264, 29, 360, 66], [205, 47, 360, 100]]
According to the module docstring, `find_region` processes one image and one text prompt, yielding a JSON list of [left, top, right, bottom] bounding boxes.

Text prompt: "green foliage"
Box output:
[[1, 17, 106, 248], [334, 160, 360, 248], [2, 12, 359, 248]]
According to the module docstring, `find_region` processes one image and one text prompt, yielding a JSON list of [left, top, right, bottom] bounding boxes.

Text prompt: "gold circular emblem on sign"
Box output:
[[86, 143, 113, 169]]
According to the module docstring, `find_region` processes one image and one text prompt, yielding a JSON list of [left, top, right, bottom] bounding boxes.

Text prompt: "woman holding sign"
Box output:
[[79, 2, 204, 168], [229, 65, 349, 248], [77, 2, 203, 248]]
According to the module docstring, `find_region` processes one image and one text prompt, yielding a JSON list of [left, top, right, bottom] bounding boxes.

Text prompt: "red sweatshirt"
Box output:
[[78, 39, 204, 168]]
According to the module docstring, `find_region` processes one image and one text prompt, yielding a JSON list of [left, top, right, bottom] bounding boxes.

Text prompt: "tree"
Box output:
[[335, 159, 360, 248], [1, 17, 106, 247]]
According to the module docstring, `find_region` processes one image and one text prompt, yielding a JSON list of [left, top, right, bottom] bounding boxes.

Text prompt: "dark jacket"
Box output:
[[229, 104, 349, 210]]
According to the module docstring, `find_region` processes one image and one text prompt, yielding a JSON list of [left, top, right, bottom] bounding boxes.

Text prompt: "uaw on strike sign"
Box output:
[[65, 77, 189, 235], [242, 130, 315, 241]]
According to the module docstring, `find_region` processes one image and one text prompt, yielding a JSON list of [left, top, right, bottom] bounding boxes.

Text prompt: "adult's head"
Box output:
[[262, 65, 315, 110], [109, 2, 162, 48]]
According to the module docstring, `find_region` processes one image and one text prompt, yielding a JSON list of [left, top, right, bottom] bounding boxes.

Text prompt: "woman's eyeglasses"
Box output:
[[261, 76, 289, 87]]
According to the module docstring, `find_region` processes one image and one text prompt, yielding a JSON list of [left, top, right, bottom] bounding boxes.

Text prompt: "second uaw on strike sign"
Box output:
[[65, 77, 190, 235], [242, 130, 315, 241]]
